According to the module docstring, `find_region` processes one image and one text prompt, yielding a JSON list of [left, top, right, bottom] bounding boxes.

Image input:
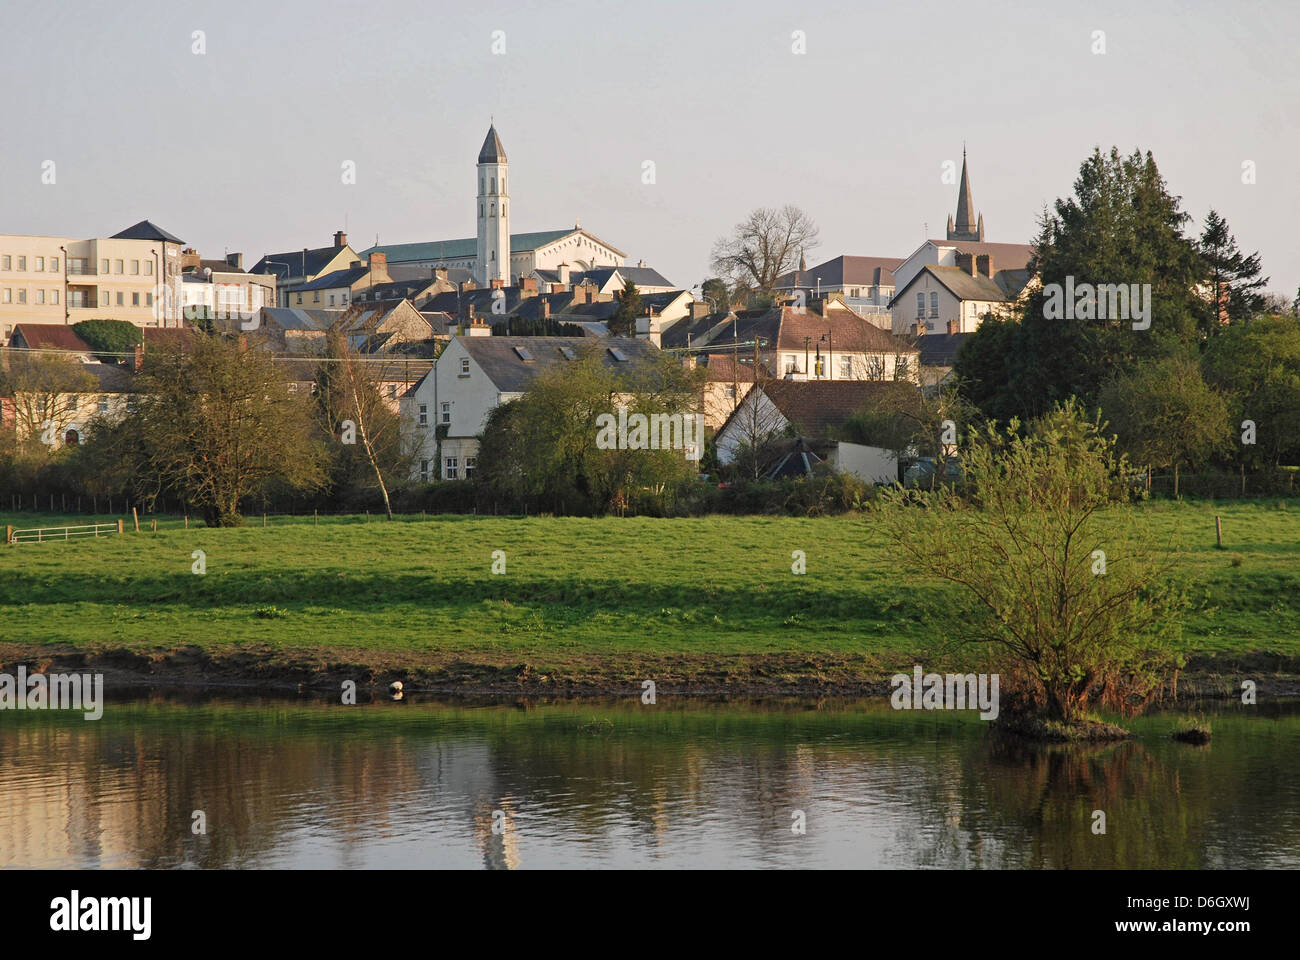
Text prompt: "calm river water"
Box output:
[[1, 694, 1296, 869]]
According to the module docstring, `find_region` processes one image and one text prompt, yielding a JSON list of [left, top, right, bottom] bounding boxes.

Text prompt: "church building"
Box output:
[[362, 125, 632, 286]]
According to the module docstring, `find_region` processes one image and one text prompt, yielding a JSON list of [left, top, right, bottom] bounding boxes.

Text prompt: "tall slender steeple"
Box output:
[[946, 146, 985, 242], [476, 123, 510, 285]]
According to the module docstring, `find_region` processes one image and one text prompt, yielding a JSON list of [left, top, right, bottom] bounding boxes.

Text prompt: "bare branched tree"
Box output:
[[710, 205, 819, 299]]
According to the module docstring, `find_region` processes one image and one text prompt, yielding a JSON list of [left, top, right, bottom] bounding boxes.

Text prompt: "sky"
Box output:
[[3, 0, 1299, 297]]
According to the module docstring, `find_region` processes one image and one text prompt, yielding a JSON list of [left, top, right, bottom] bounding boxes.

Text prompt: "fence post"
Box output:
[[1216, 515, 1223, 549], [132, 507, 140, 532], [117, 519, 124, 535], [5, 526, 11, 545]]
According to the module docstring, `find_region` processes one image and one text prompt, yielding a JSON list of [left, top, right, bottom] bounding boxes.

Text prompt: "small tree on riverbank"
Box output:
[[875, 401, 1185, 725]]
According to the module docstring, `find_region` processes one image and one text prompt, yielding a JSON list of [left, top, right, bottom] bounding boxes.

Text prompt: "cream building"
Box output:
[[0, 221, 189, 339]]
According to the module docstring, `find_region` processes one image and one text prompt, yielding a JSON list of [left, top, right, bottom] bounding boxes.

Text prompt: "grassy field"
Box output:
[[0, 500, 1297, 689]]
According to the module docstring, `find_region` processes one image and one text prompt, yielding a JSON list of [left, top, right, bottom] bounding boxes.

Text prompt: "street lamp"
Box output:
[[820, 332, 833, 381]]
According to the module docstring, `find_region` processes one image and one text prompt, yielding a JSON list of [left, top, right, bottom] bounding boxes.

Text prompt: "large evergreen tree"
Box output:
[[1199, 208, 1267, 328]]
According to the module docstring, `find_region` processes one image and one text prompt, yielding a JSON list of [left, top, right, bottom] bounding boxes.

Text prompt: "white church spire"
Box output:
[[476, 123, 510, 286]]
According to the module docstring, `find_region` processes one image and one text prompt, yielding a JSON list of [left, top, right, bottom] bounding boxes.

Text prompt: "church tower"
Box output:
[[946, 147, 985, 242], [476, 123, 510, 285]]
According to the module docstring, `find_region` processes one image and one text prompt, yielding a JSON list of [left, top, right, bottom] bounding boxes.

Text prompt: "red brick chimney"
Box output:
[[947, 319, 958, 335], [975, 254, 993, 278], [334, 231, 347, 248], [518, 276, 538, 294], [955, 252, 976, 276], [366, 251, 390, 283], [134, 342, 145, 371], [541, 299, 551, 319], [490, 278, 504, 290]]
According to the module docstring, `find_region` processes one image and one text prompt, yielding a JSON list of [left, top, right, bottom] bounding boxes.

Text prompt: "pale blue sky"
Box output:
[[3, 0, 1297, 296]]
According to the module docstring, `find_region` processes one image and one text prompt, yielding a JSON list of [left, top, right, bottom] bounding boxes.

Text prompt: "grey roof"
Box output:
[[776, 255, 904, 290], [537, 265, 675, 289], [297, 266, 369, 292], [81, 362, 135, 393], [893, 264, 1010, 304], [110, 220, 184, 243], [915, 332, 974, 367], [261, 307, 341, 332], [250, 246, 344, 281], [458, 335, 655, 393], [478, 124, 507, 163]]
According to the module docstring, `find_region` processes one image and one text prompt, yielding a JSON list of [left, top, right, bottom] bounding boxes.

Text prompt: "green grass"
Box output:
[[0, 500, 1297, 678]]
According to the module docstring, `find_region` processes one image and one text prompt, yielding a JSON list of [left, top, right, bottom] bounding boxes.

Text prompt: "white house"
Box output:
[[403, 334, 658, 482]]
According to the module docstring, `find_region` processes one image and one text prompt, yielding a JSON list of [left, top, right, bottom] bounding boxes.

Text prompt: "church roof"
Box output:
[[363, 228, 627, 263], [478, 125, 507, 163]]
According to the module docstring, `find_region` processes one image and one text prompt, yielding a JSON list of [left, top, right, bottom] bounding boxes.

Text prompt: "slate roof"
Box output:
[[701, 353, 758, 383], [777, 255, 904, 290], [775, 307, 916, 355], [249, 246, 345, 281], [82, 362, 135, 392], [914, 332, 974, 367], [110, 220, 184, 243], [420, 312, 455, 337], [478, 125, 507, 163], [894, 264, 1028, 305], [926, 239, 1035, 271], [535, 266, 675, 289], [297, 266, 371, 292], [757, 380, 921, 437], [459, 336, 655, 393], [261, 308, 342, 332]]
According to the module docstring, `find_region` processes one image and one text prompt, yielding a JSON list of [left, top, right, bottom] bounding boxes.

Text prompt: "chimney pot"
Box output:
[[334, 231, 347, 248]]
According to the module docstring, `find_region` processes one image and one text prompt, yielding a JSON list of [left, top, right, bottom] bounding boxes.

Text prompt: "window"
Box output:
[[50, 258, 58, 272], [144, 261, 153, 276], [1, 256, 9, 270], [840, 356, 852, 379], [130, 260, 139, 275], [35, 257, 44, 271], [313, 292, 319, 303], [98, 396, 109, 414], [460, 358, 470, 375], [17, 257, 26, 271], [35, 290, 44, 304], [420, 459, 430, 482], [929, 291, 939, 318], [116, 292, 124, 306], [328, 295, 334, 306], [17, 290, 26, 304], [68, 394, 77, 411], [126, 395, 138, 413], [387, 384, 398, 400], [785, 354, 798, 375], [418, 404, 428, 427], [69, 258, 87, 274], [724, 384, 736, 399], [915, 292, 925, 318], [465, 456, 476, 480], [1, 290, 8, 303], [51, 290, 58, 305], [445, 457, 458, 480], [441, 402, 450, 423], [296, 293, 303, 304], [146, 293, 153, 306], [113, 260, 123, 274], [101, 259, 109, 273]]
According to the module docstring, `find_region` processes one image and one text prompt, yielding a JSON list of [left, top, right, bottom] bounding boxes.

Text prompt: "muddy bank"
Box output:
[[3, 643, 1298, 700]]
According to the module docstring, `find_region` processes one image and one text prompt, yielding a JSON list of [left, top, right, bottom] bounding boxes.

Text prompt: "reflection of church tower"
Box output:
[[946, 148, 985, 242], [476, 123, 510, 286]]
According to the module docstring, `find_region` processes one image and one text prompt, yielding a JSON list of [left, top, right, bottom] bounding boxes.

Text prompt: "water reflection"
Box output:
[[0, 695, 1296, 869]]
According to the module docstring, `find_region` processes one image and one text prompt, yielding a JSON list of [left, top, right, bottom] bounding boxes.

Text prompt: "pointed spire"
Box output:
[[478, 123, 507, 163], [947, 146, 984, 241], [799, 249, 807, 272]]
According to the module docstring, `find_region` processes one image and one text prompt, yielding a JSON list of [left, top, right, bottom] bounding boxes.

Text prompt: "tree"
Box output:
[[0, 350, 97, 449], [699, 277, 730, 315], [1201, 313, 1300, 469], [133, 334, 327, 525], [1199, 209, 1267, 328], [710, 205, 819, 301], [1097, 354, 1233, 497], [608, 279, 642, 337], [721, 370, 791, 481], [875, 401, 1185, 726], [314, 331, 414, 520], [476, 345, 703, 514], [961, 148, 1205, 421], [71, 319, 143, 363], [839, 383, 976, 465]]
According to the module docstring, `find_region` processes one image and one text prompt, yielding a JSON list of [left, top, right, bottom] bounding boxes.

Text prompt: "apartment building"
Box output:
[[0, 220, 188, 340]]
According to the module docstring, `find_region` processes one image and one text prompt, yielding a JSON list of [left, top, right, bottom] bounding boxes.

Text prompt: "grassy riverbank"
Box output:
[[1, 500, 1297, 693]]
